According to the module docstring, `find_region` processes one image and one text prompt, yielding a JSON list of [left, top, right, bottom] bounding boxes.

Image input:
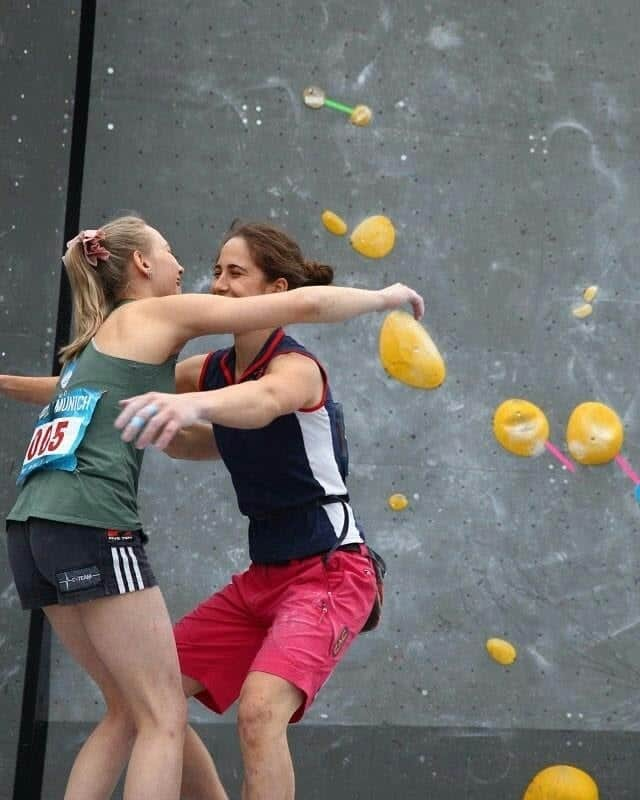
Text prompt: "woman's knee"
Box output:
[[237, 692, 286, 749], [103, 702, 137, 743], [126, 675, 188, 735], [147, 692, 187, 732]]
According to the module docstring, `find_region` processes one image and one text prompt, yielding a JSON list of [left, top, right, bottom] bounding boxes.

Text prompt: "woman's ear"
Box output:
[[132, 250, 152, 279], [272, 277, 289, 293]]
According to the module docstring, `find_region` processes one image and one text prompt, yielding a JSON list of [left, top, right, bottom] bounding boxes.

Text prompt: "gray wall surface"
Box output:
[[2, 0, 640, 797], [0, 1, 80, 794]]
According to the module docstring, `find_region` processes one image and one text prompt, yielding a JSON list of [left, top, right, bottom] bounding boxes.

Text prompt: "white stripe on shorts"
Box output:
[[111, 548, 126, 594], [119, 548, 135, 592], [127, 546, 145, 590]]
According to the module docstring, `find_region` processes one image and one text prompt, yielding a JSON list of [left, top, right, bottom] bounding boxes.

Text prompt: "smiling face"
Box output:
[[211, 236, 283, 298], [145, 226, 184, 295]]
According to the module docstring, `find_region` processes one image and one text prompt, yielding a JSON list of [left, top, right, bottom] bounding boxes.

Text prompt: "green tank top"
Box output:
[[8, 340, 176, 531]]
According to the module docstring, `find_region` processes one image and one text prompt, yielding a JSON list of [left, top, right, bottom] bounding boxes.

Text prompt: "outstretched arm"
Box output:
[[115, 353, 323, 451], [164, 422, 221, 461], [0, 375, 58, 405], [142, 282, 424, 348], [147, 356, 219, 459]]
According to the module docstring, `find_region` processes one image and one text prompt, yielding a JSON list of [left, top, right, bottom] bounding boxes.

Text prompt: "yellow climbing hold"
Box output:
[[572, 303, 593, 319], [379, 310, 445, 389], [583, 285, 598, 303], [350, 215, 396, 259], [388, 493, 409, 511], [523, 765, 599, 800], [321, 210, 348, 236], [493, 399, 549, 457], [486, 638, 517, 666], [349, 104, 373, 127], [566, 402, 623, 465]]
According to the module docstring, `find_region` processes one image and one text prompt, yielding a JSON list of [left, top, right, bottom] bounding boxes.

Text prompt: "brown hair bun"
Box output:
[[303, 260, 334, 286]]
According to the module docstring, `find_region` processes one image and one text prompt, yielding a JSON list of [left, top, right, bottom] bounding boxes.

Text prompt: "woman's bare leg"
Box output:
[[53, 588, 187, 800], [45, 604, 135, 800], [237, 672, 303, 800], [45, 602, 229, 800], [180, 675, 229, 800]]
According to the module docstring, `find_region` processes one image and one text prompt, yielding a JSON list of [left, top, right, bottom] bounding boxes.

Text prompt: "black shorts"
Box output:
[[6, 518, 156, 610]]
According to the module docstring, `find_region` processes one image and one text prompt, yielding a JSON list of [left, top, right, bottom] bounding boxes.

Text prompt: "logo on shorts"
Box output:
[[56, 565, 102, 593], [106, 529, 134, 543], [331, 626, 350, 657]]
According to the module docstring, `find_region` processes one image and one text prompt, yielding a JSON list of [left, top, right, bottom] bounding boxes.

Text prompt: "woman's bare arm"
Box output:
[[0, 375, 58, 405], [142, 282, 424, 349], [163, 422, 221, 460], [175, 355, 208, 393], [115, 353, 324, 450]]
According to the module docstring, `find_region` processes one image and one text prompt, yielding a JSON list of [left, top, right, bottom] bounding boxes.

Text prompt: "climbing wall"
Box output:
[[2, 1, 640, 797], [0, 2, 80, 795]]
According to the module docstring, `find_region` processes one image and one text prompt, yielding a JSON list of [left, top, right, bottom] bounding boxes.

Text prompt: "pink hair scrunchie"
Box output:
[[66, 229, 112, 267]]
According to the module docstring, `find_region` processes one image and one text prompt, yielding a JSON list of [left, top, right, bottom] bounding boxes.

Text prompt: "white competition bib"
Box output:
[[17, 387, 104, 486]]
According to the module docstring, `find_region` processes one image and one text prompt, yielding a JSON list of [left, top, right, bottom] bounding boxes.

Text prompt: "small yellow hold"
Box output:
[[350, 215, 396, 259], [572, 303, 593, 319], [583, 285, 598, 303], [379, 310, 446, 389], [493, 399, 549, 457], [566, 402, 623, 465], [388, 493, 409, 511], [350, 104, 373, 127], [486, 638, 517, 666], [321, 210, 348, 236], [522, 765, 599, 800]]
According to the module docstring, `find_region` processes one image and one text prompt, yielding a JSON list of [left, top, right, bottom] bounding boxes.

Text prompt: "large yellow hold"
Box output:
[[523, 765, 598, 800], [493, 399, 549, 457], [566, 402, 623, 465], [350, 215, 396, 258], [379, 310, 445, 389]]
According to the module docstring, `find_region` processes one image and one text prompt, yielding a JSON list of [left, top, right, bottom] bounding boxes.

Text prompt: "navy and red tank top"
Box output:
[[199, 328, 364, 563]]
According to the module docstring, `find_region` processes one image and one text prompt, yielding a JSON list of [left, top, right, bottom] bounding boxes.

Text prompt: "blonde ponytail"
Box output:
[[59, 215, 152, 363]]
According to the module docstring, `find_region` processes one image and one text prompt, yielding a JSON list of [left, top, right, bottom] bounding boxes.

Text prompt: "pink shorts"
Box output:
[[174, 546, 377, 722]]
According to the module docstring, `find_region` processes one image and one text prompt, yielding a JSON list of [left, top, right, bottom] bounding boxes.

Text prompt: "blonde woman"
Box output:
[[2, 215, 423, 800]]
